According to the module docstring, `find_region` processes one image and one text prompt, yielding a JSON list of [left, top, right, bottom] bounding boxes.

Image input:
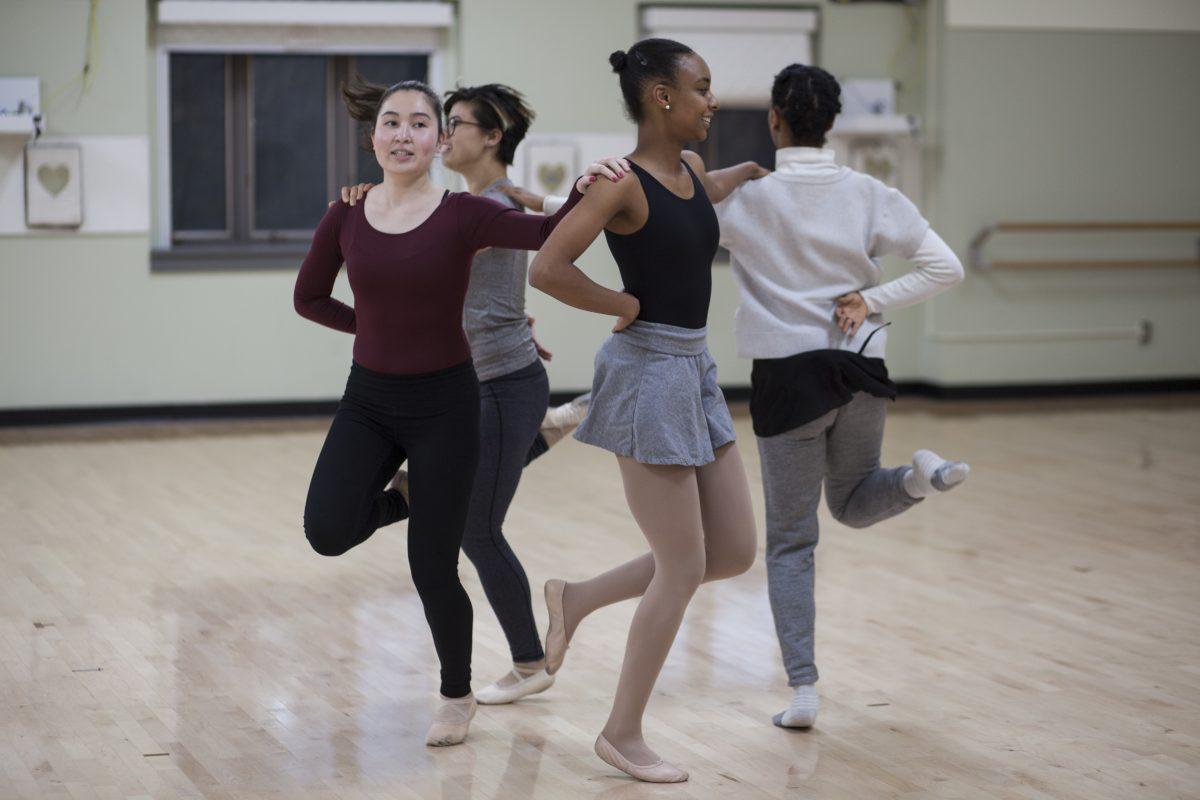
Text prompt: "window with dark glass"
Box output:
[[170, 53, 229, 235], [687, 108, 776, 261], [167, 53, 429, 247], [688, 108, 776, 173]]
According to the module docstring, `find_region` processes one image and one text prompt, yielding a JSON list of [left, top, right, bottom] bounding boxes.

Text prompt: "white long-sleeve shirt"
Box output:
[[716, 146, 964, 359], [860, 228, 962, 314]]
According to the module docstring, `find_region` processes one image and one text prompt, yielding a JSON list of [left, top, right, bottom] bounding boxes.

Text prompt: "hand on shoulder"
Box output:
[[577, 163, 639, 206], [329, 182, 374, 208], [747, 163, 771, 180]]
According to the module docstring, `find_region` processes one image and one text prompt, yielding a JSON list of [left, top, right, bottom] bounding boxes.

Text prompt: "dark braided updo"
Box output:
[[609, 38, 695, 122], [770, 64, 842, 146]]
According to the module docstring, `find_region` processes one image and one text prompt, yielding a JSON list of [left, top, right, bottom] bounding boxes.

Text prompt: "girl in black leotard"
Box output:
[[527, 39, 767, 783]]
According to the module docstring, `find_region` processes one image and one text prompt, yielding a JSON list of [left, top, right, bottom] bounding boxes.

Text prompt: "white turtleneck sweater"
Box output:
[[715, 146, 963, 360]]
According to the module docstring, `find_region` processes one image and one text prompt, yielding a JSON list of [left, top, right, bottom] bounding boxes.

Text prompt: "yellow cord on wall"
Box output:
[[43, 0, 101, 113]]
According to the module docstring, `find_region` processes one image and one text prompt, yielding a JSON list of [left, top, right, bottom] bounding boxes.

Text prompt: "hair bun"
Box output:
[[609, 50, 628, 72]]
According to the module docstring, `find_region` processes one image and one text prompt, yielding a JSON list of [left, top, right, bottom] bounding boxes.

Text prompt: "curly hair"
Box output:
[[770, 64, 842, 146], [608, 38, 695, 123], [443, 83, 536, 166]]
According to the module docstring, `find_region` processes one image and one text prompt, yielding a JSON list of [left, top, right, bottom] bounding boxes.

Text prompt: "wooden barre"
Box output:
[[990, 221, 1200, 233], [988, 259, 1200, 270], [970, 221, 1200, 270]]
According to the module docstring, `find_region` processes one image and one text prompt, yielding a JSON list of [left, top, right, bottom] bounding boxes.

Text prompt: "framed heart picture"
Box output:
[[525, 142, 577, 199], [25, 143, 83, 229]]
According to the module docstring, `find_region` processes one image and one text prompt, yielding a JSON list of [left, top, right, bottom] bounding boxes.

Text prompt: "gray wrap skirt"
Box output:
[[573, 320, 736, 466]]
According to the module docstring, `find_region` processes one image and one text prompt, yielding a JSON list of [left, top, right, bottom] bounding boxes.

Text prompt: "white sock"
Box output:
[[773, 684, 819, 728], [903, 449, 970, 499]]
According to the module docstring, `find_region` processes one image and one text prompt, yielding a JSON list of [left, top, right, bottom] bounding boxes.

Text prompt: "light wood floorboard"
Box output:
[[1, 403, 1197, 799]]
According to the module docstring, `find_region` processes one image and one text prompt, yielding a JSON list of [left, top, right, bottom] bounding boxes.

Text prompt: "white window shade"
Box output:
[[641, 7, 817, 106], [157, 1, 454, 28]]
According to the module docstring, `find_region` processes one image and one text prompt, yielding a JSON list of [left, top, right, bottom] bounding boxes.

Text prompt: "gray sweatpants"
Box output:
[[757, 392, 920, 687]]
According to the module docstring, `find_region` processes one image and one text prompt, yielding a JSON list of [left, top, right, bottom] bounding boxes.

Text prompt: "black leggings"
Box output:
[[463, 360, 550, 664], [304, 360, 481, 698]]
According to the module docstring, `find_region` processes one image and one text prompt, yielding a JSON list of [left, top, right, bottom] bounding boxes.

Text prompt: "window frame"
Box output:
[[245, 54, 342, 243], [151, 28, 444, 272], [169, 53, 235, 243]]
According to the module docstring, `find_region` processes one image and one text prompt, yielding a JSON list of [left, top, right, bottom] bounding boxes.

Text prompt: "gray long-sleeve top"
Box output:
[[463, 179, 541, 381]]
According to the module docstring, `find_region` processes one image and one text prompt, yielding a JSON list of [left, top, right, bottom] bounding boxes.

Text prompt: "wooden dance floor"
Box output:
[[1, 399, 1197, 799]]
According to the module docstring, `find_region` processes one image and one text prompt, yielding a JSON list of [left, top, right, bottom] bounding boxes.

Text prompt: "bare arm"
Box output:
[[681, 150, 769, 204], [498, 156, 632, 214], [499, 184, 547, 213], [528, 176, 640, 332]]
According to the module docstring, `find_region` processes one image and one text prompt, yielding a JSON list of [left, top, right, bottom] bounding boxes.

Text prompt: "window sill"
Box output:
[[151, 242, 309, 272]]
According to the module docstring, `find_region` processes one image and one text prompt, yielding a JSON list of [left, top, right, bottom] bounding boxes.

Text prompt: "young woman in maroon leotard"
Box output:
[[293, 77, 595, 748]]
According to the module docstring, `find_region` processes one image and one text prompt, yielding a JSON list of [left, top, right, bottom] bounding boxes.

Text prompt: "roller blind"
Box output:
[[640, 6, 818, 106]]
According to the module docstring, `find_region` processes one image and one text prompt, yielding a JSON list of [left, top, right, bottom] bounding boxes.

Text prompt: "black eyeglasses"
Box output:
[[446, 118, 486, 136]]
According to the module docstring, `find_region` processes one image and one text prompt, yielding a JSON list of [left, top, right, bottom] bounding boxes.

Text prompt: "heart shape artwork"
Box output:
[[537, 163, 566, 193], [37, 164, 71, 197]]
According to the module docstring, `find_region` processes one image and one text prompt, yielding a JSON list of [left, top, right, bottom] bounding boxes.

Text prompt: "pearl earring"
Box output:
[[665, 103, 671, 111]]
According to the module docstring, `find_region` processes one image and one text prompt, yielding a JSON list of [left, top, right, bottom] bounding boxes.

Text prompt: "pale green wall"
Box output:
[[2, 0, 147, 137], [1, 0, 360, 410], [925, 7, 1200, 383], [2, 0, 1196, 412]]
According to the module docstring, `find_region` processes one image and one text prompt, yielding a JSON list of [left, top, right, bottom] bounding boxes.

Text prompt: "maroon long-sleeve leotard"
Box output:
[[294, 186, 582, 375]]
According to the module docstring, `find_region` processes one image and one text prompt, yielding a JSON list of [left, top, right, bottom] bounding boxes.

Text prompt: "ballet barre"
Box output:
[[968, 220, 1200, 271]]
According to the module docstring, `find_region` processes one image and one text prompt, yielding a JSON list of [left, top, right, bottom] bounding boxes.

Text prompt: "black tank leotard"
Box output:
[[604, 159, 719, 330]]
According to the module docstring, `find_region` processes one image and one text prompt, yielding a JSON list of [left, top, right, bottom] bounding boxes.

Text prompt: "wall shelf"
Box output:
[[829, 114, 918, 137], [0, 115, 37, 136]]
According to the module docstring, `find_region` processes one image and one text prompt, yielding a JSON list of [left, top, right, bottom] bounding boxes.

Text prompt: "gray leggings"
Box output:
[[462, 359, 550, 663], [756, 392, 920, 686]]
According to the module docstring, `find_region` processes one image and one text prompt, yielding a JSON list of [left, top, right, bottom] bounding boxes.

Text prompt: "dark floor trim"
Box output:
[[3, 378, 1198, 428], [888, 378, 1200, 401], [0, 401, 340, 428], [562, 377, 1200, 406]]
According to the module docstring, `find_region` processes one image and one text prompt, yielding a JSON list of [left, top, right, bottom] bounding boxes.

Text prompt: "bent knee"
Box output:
[[459, 530, 503, 563], [728, 543, 757, 576], [410, 565, 464, 596], [304, 519, 351, 557], [679, 555, 709, 590], [828, 506, 871, 529], [708, 542, 757, 580], [657, 550, 706, 591]]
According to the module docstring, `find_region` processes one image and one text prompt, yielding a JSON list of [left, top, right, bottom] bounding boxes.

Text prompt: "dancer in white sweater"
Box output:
[[511, 63, 968, 731], [715, 64, 968, 729]]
